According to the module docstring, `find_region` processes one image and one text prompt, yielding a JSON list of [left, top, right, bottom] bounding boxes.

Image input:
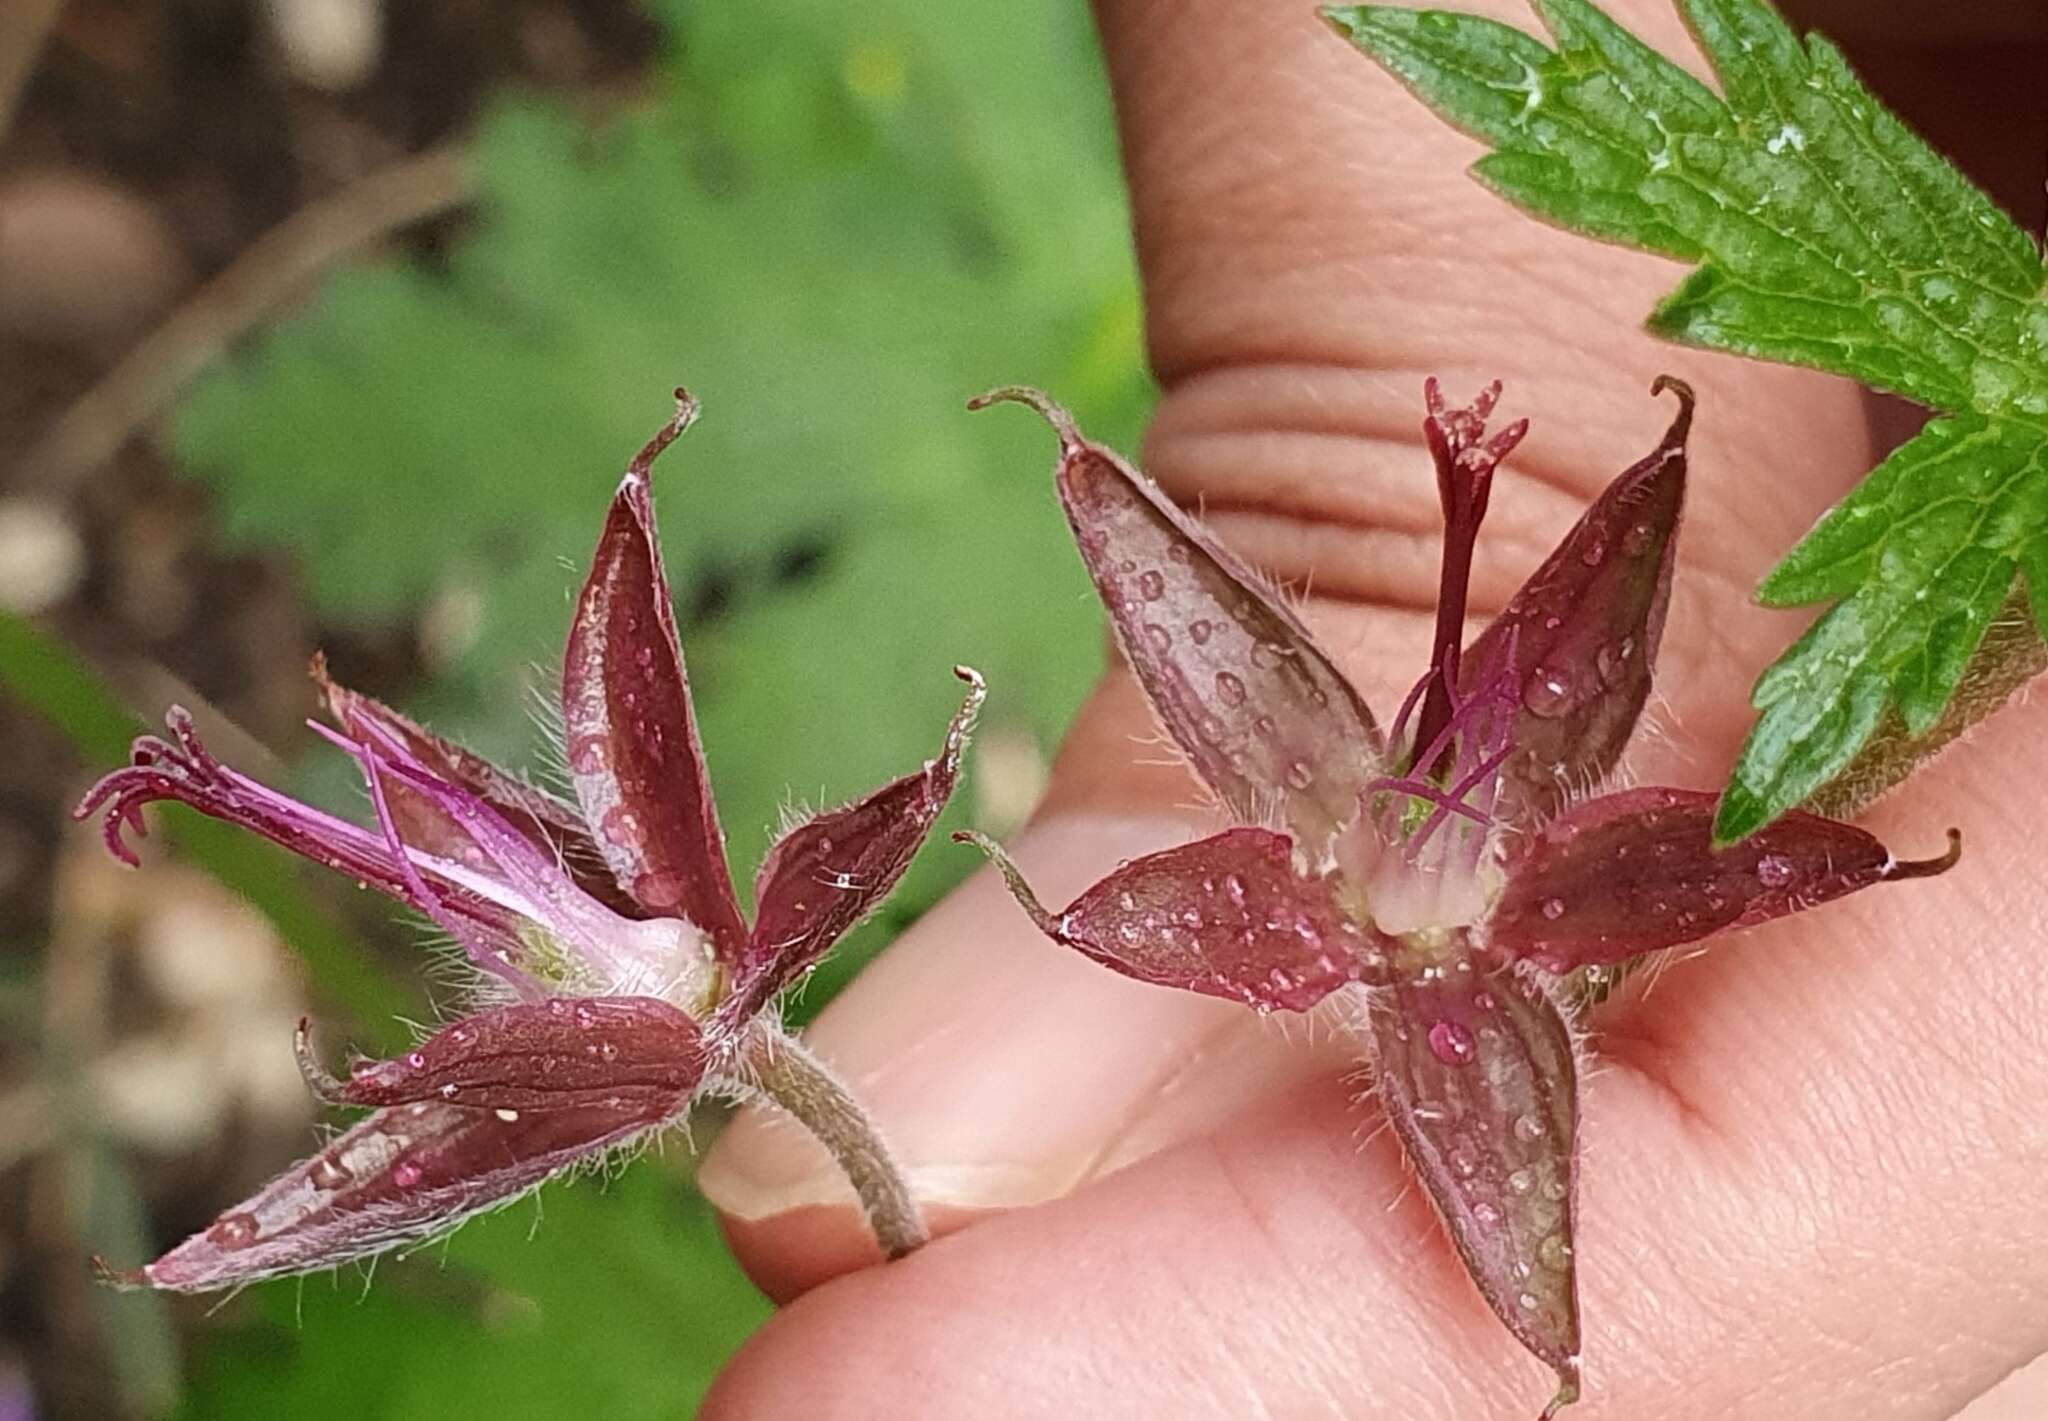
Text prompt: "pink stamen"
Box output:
[[1367, 774, 1491, 828], [1388, 668, 1435, 752], [1405, 678, 1473, 784], [1405, 741, 1515, 857], [362, 734, 678, 998], [1405, 644, 1514, 786], [1375, 627, 1523, 863], [318, 720, 543, 1000], [74, 710, 524, 947]]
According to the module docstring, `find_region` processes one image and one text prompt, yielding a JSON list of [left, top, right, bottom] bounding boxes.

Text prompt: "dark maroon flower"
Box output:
[[966, 378, 1958, 1417], [82, 392, 981, 1291]]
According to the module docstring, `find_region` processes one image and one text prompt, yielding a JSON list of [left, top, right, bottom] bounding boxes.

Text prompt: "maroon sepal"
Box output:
[[961, 827, 1384, 1012], [102, 1094, 685, 1293], [730, 668, 984, 1024], [1461, 378, 1693, 823], [974, 388, 1383, 858], [1363, 960, 1581, 1418], [296, 997, 706, 1113], [564, 390, 750, 955], [1490, 787, 1961, 972]]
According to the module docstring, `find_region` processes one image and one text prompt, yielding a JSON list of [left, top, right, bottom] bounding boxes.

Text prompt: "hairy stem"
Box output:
[[741, 1027, 928, 1259], [1804, 582, 2046, 821]]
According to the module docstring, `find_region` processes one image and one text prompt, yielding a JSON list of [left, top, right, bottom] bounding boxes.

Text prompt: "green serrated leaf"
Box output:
[[1323, 8, 1555, 143], [1756, 414, 2008, 606], [1328, 0, 2048, 837], [1535, 0, 1722, 131], [1715, 417, 2048, 839], [1802, 581, 2045, 825]]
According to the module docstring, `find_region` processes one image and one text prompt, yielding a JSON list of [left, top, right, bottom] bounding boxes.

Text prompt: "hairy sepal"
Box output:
[[730, 668, 984, 1024], [564, 393, 750, 957], [314, 654, 641, 918], [1490, 786, 1960, 971], [976, 389, 1382, 858], [1463, 378, 1693, 823], [961, 827, 1383, 1011], [301, 997, 706, 1113], [1361, 961, 1580, 1413], [117, 1095, 678, 1292]]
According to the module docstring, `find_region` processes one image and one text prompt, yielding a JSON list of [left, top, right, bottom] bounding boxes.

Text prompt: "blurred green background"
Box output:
[[0, 0, 1148, 1415]]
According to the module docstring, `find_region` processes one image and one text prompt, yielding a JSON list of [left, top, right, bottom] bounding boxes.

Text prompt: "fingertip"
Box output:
[[714, 1198, 996, 1304]]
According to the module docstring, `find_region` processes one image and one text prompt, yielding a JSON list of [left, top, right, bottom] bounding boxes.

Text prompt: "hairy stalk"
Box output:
[[741, 1027, 927, 1258]]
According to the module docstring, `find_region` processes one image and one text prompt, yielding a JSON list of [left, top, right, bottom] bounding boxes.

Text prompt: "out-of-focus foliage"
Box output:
[[182, 0, 1142, 872], [180, 1171, 762, 1420], [161, 0, 1143, 1413]]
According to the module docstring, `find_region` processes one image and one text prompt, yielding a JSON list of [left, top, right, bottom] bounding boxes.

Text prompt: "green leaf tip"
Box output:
[[1330, 0, 2048, 839]]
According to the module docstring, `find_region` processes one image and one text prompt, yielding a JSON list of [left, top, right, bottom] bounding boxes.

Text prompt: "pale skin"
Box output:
[[695, 1, 2048, 1416]]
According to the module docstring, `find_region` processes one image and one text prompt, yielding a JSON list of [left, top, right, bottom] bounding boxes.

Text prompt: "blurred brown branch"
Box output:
[[0, 0, 64, 141], [21, 143, 475, 489]]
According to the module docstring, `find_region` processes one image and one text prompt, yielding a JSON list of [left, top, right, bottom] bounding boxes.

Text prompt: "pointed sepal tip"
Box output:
[[1648, 372, 1695, 435], [1885, 826, 1961, 880], [1537, 1359, 1582, 1420], [89, 1254, 145, 1291], [952, 830, 1060, 937], [626, 387, 702, 482], [947, 665, 987, 747], [292, 1017, 350, 1104], [965, 385, 1082, 450]]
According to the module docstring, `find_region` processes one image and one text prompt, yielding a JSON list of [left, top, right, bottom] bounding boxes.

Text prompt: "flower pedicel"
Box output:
[[963, 377, 1959, 1417]]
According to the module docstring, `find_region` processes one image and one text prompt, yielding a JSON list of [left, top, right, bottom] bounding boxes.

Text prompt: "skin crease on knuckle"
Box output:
[[701, 1, 2048, 1415]]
